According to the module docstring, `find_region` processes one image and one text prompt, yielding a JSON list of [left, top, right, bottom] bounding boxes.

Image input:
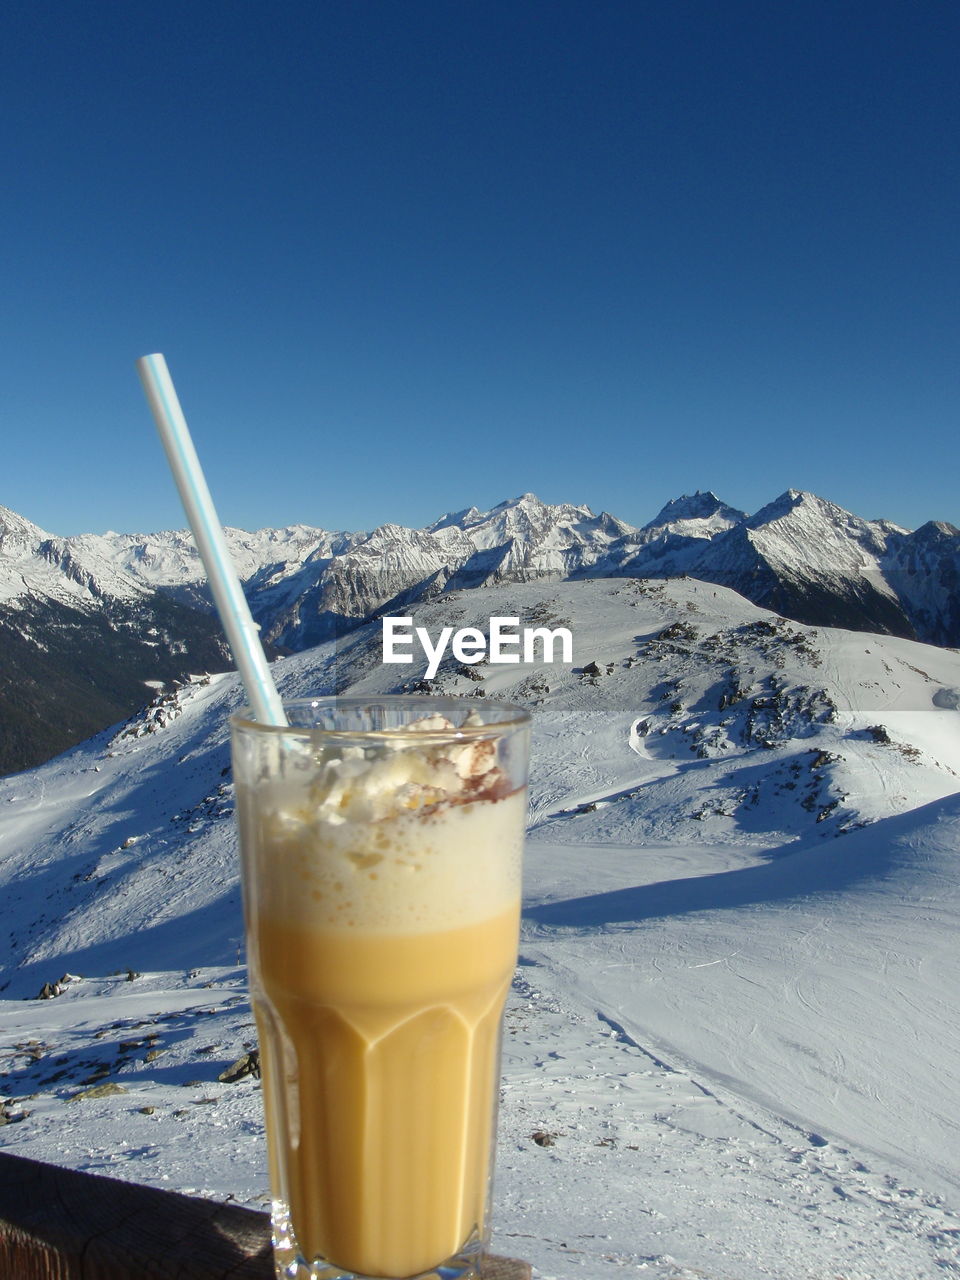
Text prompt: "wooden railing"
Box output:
[[0, 1151, 530, 1279]]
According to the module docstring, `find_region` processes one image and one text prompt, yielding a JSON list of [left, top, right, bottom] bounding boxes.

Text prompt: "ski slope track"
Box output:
[[2, 578, 960, 1279]]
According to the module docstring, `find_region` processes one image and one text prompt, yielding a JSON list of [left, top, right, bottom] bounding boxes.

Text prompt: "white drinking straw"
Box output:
[[136, 353, 287, 727]]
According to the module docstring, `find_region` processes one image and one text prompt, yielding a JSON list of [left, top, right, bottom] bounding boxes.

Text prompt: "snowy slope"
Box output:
[[2, 580, 960, 1278]]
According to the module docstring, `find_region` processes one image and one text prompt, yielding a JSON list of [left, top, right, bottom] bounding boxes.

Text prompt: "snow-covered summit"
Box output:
[[647, 490, 747, 533], [429, 493, 632, 543], [744, 488, 891, 549], [244, 493, 638, 649], [726, 488, 894, 588], [0, 504, 52, 552]]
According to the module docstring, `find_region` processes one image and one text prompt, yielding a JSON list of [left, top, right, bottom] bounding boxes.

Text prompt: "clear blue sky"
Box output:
[[2, 1, 958, 537]]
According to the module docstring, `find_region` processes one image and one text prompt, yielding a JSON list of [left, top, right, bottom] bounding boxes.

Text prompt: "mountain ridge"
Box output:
[[3, 488, 960, 774]]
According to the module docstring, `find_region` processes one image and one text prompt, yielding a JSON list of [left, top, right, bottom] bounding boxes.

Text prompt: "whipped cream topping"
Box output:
[[237, 713, 525, 932], [287, 712, 503, 826]]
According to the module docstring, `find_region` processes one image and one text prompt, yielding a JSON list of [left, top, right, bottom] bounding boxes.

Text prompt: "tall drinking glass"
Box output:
[[230, 696, 530, 1280]]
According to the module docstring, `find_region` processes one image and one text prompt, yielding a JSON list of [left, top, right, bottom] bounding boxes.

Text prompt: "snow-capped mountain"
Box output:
[[248, 495, 635, 650], [593, 488, 959, 640], [644, 489, 748, 539], [3, 578, 960, 1279], [0, 496, 638, 772], [0, 506, 233, 775], [655, 489, 914, 636], [881, 517, 960, 647], [3, 490, 960, 775]]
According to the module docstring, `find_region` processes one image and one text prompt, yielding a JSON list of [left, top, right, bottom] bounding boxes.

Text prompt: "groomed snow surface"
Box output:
[[2, 578, 960, 1278]]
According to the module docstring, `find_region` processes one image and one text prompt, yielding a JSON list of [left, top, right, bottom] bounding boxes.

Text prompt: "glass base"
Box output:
[[271, 1199, 487, 1280]]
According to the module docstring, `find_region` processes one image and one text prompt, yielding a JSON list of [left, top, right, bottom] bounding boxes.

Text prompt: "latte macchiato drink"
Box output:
[[231, 698, 529, 1280]]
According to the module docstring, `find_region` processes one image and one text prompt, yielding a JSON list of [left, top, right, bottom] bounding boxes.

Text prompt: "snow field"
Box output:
[[3, 577, 960, 1277]]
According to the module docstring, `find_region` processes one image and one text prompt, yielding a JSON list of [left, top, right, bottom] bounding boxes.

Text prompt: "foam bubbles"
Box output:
[[238, 783, 525, 934]]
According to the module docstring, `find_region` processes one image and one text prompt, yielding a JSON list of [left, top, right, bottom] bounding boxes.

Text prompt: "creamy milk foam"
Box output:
[[235, 715, 526, 1278]]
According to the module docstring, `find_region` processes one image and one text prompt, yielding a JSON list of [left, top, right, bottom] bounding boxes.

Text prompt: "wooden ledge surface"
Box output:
[[0, 1150, 530, 1279]]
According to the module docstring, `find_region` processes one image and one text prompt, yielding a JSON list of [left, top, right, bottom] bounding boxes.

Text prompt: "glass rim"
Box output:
[[229, 693, 531, 742]]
